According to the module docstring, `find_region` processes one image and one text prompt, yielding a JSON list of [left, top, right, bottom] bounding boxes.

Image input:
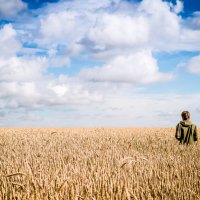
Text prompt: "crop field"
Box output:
[[0, 128, 199, 200]]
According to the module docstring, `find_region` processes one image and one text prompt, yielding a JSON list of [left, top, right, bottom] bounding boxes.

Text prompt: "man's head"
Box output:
[[181, 111, 190, 120]]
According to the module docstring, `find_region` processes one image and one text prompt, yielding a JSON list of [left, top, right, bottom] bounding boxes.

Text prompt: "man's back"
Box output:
[[175, 111, 198, 145], [175, 120, 198, 144]]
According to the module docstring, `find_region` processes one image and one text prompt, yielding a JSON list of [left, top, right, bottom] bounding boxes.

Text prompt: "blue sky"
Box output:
[[0, 0, 200, 127]]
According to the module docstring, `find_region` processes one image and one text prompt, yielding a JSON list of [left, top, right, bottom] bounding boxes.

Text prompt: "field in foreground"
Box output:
[[0, 128, 200, 200]]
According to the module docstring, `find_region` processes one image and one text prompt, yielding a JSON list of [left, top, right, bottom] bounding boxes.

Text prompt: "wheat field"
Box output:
[[0, 128, 199, 200]]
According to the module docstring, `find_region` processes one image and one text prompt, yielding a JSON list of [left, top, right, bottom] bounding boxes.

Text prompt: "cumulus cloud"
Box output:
[[39, 10, 92, 51], [86, 13, 149, 49], [0, 0, 26, 18], [35, 0, 200, 56], [0, 23, 101, 110], [40, 0, 121, 15], [0, 24, 21, 57], [138, 0, 188, 51], [185, 12, 200, 30], [0, 57, 47, 82], [0, 25, 46, 82], [139, 0, 200, 51], [40, 11, 80, 45], [181, 54, 200, 74], [172, 0, 183, 14], [0, 77, 101, 109], [0, 82, 42, 109], [80, 51, 174, 83]]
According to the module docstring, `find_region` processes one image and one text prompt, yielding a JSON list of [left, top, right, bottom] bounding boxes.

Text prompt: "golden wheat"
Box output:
[[0, 128, 199, 199]]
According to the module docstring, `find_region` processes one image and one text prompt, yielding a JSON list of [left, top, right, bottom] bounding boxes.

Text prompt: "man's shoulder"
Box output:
[[191, 123, 197, 128]]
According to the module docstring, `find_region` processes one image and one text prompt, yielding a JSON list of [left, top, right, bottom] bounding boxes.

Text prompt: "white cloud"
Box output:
[[138, 0, 181, 50], [35, 0, 200, 56], [40, 11, 76, 42], [80, 51, 174, 83], [0, 24, 21, 57], [0, 56, 47, 82], [172, 0, 183, 14], [39, 11, 88, 46], [86, 0, 199, 52], [0, 0, 26, 18], [40, 0, 120, 15], [181, 54, 200, 74], [138, 0, 200, 51], [0, 82, 42, 108], [185, 12, 200, 30], [0, 24, 101, 110], [0, 50, 101, 108], [2, 80, 200, 127], [0, 76, 101, 109], [86, 13, 149, 49]]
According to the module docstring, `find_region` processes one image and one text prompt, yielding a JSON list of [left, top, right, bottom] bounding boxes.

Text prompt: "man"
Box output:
[[175, 111, 198, 144]]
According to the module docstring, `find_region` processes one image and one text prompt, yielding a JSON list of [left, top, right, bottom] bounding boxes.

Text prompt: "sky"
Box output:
[[0, 0, 200, 127]]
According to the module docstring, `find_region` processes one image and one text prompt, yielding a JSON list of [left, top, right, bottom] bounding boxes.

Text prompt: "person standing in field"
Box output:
[[175, 111, 198, 144]]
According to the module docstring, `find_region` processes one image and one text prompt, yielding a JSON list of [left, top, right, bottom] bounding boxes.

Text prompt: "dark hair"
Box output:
[[181, 111, 190, 120]]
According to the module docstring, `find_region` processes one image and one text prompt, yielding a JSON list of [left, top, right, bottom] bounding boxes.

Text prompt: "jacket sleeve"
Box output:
[[193, 125, 198, 142], [175, 123, 181, 140]]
